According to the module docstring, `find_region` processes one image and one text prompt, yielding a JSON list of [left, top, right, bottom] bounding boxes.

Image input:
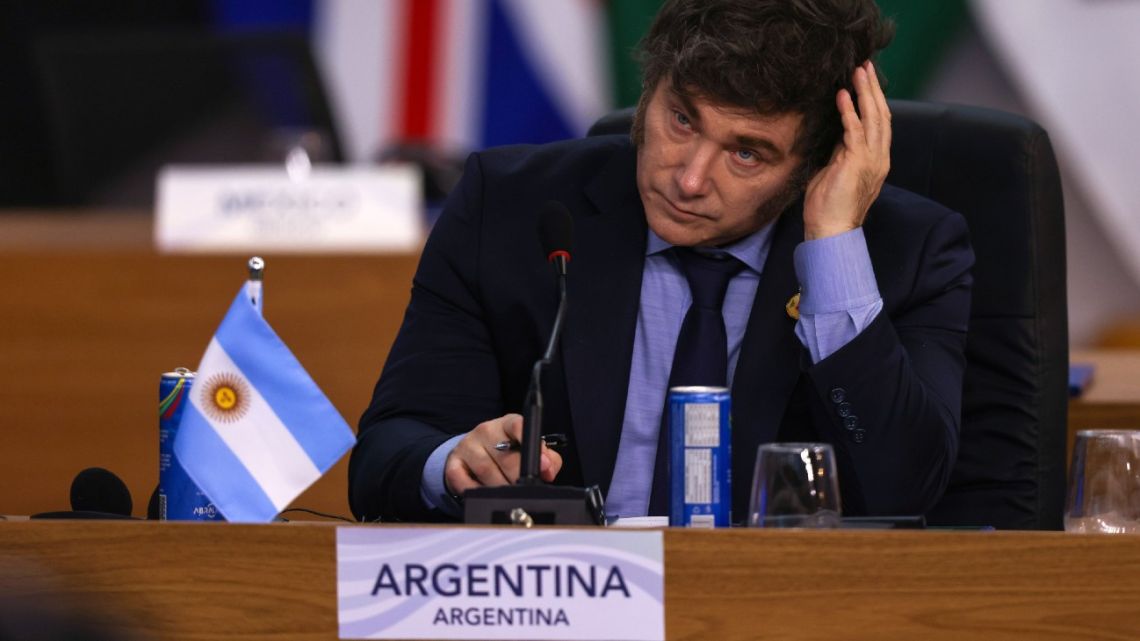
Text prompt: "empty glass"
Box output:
[[1065, 430, 1140, 534], [749, 442, 841, 528]]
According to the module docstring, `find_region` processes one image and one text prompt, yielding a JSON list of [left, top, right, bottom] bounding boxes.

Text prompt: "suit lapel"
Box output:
[[563, 142, 647, 494], [731, 203, 807, 515]]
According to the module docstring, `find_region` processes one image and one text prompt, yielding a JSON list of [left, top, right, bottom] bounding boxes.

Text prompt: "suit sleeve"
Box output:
[[349, 153, 503, 522], [803, 211, 974, 516]]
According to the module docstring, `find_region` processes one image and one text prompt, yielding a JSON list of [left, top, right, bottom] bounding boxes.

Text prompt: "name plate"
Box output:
[[155, 165, 423, 253], [336, 527, 664, 640]]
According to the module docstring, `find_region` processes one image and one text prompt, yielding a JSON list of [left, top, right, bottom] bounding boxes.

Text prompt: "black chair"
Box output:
[[589, 101, 1068, 530]]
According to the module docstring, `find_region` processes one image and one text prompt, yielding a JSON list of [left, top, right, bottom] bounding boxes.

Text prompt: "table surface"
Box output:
[[1069, 350, 1140, 442], [3, 520, 1140, 641]]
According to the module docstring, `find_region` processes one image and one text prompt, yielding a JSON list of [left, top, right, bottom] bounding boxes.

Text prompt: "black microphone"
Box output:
[[518, 202, 573, 484], [147, 484, 161, 520], [539, 201, 573, 276], [70, 467, 133, 516], [32, 467, 137, 520], [463, 202, 604, 526]]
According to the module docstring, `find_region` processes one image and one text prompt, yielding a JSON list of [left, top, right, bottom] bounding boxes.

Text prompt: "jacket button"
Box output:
[[853, 428, 866, 443], [830, 387, 846, 404], [837, 402, 853, 417], [844, 415, 858, 431]]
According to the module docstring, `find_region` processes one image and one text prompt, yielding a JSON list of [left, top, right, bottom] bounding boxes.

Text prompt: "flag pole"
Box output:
[[247, 256, 265, 314]]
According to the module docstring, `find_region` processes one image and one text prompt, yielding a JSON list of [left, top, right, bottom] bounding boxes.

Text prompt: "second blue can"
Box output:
[[668, 386, 732, 527], [159, 368, 224, 521]]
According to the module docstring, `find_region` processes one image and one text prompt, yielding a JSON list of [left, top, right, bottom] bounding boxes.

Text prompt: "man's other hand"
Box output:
[[443, 413, 564, 496], [803, 60, 891, 241]]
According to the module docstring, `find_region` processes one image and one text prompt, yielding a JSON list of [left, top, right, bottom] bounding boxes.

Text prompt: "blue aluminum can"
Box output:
[[668, 386, 731, 527], [159, 368, 223, 521]]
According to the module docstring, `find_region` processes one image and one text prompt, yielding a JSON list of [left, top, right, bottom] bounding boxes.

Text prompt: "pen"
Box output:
[[493, 433, 568, 452]]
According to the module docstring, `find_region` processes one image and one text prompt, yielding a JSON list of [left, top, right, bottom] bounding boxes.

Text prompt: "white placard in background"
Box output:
[[336, 527, 665, 641], [155, 164, 423, 253]]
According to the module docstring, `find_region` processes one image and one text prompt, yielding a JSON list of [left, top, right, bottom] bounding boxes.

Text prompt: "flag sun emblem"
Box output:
[[200, 373, 251, 423]]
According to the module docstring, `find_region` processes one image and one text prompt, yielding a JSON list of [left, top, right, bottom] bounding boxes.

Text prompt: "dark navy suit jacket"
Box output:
[[349, 135, 974, 523]]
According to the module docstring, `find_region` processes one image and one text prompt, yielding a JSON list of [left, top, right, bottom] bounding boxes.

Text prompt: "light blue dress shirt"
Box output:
[[422, 225, 883, 517]]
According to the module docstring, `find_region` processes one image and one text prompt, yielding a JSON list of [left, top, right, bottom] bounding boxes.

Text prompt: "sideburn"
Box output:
[[749, 163, 811, 237]]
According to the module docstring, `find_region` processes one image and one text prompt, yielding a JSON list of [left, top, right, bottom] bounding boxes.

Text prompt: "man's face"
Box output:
[[636, 81, 805, 248]]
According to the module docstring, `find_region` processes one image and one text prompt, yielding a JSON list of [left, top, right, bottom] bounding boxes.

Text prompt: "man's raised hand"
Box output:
[[802, 60, 892, 241]]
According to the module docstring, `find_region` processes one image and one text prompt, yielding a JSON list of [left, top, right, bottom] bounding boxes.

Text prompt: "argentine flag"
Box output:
[[174, 282, 355, 523]]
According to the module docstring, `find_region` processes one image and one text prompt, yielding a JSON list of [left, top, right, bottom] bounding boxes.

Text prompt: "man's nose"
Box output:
[[675, 143, 715, 197]]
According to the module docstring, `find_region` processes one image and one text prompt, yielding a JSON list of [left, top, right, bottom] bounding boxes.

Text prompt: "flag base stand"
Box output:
[[462, 484, 605, 526]]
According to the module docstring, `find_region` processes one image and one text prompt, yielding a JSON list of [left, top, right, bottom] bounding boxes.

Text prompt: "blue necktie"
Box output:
[[647, 248, 744, 515]]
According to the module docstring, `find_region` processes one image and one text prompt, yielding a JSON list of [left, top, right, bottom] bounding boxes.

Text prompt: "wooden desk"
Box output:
[[2, 521, 1139, 640], [1069, 350, 1140, 462], [1070, 349, 1140, 426]]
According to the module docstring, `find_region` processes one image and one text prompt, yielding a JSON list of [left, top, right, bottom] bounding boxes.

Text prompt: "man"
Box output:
[[350, 0, 974, 523]]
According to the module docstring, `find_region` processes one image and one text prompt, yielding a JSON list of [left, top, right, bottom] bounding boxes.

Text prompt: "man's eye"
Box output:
[[735, 149, 758, 162], [673, 111, 691, 127]]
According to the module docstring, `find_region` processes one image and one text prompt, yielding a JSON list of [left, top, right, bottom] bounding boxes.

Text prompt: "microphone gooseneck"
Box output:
[[519, 202, 574, 484], [462, 201, 602, 525]]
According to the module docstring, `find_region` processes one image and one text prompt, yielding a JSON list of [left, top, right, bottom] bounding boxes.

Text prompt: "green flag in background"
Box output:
[[605, 0, 969, 107], [606, 0, 662, 108], [875, 0, 969, 98]]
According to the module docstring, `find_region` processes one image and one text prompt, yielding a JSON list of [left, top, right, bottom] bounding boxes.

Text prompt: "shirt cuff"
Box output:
[[420, 433, 466, 517], [794, 227, 881, 313]]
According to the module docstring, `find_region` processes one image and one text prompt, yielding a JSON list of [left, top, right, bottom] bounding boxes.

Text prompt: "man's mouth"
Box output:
[[660, 194, 711, 221]]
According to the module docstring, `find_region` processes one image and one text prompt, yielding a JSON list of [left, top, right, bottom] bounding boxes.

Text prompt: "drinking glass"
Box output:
[[749, 442, 841, 528], [1065, 430, 1140, 534]]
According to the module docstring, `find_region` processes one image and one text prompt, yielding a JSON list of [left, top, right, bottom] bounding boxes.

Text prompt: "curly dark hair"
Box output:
[[632, 0, 894, 177]]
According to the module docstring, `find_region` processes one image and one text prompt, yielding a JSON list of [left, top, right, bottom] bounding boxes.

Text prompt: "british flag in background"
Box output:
[[313, 0, 614, 162]]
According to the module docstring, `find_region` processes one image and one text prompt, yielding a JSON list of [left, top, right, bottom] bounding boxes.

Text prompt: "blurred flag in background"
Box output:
[[223, 1, 973, 161], [314, 0, 616, 161], [970, 0, 1140, 287]]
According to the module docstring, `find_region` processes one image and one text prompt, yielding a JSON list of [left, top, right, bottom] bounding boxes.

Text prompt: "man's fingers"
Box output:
[[539, 445, 564, 483], [864, 60, 892, 157], [443, 414, 523, 495], [484, 442, 521, 483], [444, 455, 480, 495], [444, 413, 566, 494], [866, 60, 891, 124], [501, 413, 526, 443], [866, 62, 889, 116], [853, 64, 881, 149], [837, 89, 862, 140], [463, 446, 512, 487], [484, 414, 526, 483], [836, 89, 865, 154], [444, 449, 513, 496]]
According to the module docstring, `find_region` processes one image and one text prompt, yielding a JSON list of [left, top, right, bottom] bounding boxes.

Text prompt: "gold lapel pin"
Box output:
[[785, 291, 801, 320]]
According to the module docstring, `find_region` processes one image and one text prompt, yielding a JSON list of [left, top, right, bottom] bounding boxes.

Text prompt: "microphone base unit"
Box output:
[[30, 511, 138, 520], [462, 484, 605, 526]]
